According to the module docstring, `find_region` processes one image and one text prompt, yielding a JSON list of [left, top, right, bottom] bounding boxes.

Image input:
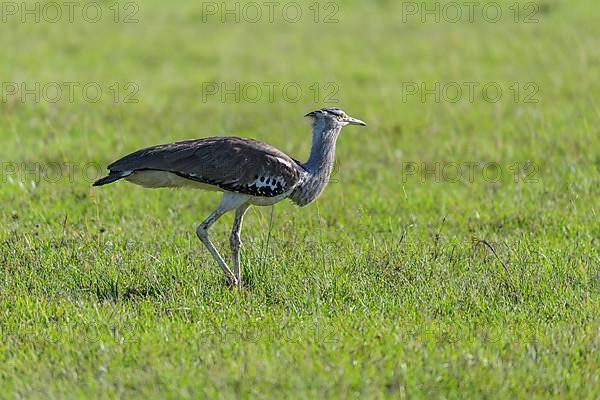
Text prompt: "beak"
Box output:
[[345, 116, 367, 126]]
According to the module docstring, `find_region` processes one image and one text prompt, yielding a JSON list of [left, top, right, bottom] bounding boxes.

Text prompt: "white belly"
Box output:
[[125, 170, 221, 191], [247, 184, 297, 206], [125, 170, 294, 206], [248, 192, 291, 206]]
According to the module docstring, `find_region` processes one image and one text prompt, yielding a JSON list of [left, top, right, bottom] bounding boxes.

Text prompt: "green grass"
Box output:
[[1, 0, 599, 398]]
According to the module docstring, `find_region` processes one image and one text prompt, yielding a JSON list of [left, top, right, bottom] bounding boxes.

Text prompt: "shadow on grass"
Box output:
[[93, 283, 164, 301], [92, 276, 237, 301]]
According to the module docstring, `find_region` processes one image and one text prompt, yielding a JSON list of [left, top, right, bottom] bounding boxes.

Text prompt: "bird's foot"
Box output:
[[225, 275, 241, 289]]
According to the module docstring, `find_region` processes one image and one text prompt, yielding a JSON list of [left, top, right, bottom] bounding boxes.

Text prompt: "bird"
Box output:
[[93, 107, 366, 287]]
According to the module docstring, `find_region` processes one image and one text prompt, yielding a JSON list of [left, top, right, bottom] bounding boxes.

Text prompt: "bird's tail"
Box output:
[[93, 171, 131, 187]]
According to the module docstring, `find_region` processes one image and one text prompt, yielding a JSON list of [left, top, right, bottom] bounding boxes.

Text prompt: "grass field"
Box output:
[[0, 0, 599, 397]]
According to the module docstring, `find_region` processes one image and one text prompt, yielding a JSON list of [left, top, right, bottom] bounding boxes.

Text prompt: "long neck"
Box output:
[[290, 123, 341, 206], [304, 126, 339, 174]]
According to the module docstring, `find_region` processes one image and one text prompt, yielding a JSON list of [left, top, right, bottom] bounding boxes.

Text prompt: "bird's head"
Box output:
[[304, 108, 366, 130]]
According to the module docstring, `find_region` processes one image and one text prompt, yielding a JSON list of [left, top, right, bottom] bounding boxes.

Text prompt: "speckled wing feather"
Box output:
[[106, 137, 305, 197]]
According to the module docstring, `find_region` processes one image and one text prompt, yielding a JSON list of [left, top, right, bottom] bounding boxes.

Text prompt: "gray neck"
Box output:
[[290, 122, 341, 206]]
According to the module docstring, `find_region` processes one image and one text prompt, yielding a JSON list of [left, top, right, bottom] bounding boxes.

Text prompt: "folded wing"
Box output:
[[104, 136, 305, 197]]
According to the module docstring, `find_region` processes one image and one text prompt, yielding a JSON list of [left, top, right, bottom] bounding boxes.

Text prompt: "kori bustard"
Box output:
[[94, 108, 366, 287]]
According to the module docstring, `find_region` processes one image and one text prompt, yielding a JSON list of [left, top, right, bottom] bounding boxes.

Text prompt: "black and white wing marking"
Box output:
[[101, 136, 305, 197]]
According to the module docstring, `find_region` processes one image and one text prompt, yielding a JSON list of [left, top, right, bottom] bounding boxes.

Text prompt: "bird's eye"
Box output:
[[337, 115, 344, 121]]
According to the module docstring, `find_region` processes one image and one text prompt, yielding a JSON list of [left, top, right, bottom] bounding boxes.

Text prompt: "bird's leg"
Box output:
[[196, 209, 237, 286], [195, 193, 250, 287], [230, 204, 249, 285]]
